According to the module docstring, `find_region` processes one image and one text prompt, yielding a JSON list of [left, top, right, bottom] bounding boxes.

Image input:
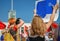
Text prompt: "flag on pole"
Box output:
[[0, 21, 6, 30], [35, 0, 59, 22], [36, 0, 56, 18]]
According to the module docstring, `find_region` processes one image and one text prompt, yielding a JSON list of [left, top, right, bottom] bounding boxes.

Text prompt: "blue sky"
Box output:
[[0, 0, 60, 23]]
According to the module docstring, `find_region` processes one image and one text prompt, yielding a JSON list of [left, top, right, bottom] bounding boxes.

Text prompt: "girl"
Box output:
[[28, 4, 58, 41], [7, 18, 24, 41]]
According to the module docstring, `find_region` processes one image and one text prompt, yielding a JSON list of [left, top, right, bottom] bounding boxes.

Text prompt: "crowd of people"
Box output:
[[0, 3, 59, 41]]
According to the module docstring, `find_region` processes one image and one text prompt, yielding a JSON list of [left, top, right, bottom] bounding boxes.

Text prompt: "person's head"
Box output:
[[15, 18, 20, 25], [31, 16, 46, 36], [8, 18, 16, 25], [48, 33, 53, 38]]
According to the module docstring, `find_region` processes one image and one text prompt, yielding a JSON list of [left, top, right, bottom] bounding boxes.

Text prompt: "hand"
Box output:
[[34, 9, 36, 14], [34, 13, 37, 16], [33, 9, 38, 16], [53, 4, 59, 12]]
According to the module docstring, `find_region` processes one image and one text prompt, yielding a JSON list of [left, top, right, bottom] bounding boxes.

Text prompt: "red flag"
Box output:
[[0, 21, 6, 29], [47, 22, 58, 32], [52, 23, 58, 29]]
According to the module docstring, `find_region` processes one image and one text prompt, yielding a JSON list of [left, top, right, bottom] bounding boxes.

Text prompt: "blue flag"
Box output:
[[36, 0, 56, 18], [37, 1, 46, 18]]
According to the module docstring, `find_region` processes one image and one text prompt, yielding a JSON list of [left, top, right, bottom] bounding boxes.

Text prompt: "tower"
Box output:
[[8, 0, 16, 19]]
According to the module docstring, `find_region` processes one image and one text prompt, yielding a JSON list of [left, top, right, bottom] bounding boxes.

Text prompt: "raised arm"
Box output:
[[46, 4, 58, 29], [33, 9, 38, 16], [17, 19, 24, 28]]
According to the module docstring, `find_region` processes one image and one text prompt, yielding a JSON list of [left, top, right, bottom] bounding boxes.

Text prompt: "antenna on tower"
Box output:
[[11, 0, 13, 10]]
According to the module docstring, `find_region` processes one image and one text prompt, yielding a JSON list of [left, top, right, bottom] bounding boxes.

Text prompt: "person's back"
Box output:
[[28, 36, 45, 41], [28, 16, 46, 41]]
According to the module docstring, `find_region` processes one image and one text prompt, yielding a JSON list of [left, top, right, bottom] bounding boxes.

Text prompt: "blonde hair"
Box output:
[[30, 16, 46, 36]]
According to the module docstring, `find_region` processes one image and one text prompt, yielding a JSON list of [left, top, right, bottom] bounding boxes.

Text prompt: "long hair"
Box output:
[[30, 16, 46, 36]]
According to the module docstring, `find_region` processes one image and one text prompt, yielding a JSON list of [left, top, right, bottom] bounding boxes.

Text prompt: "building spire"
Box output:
[[11, 0, 13, 10]]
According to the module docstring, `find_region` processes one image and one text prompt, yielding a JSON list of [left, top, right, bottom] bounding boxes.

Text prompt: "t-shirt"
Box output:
[[28, 36, 45, 41]]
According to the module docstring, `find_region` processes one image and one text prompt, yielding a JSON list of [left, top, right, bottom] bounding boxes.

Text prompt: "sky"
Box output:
[[0, 0, 60, 23]]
